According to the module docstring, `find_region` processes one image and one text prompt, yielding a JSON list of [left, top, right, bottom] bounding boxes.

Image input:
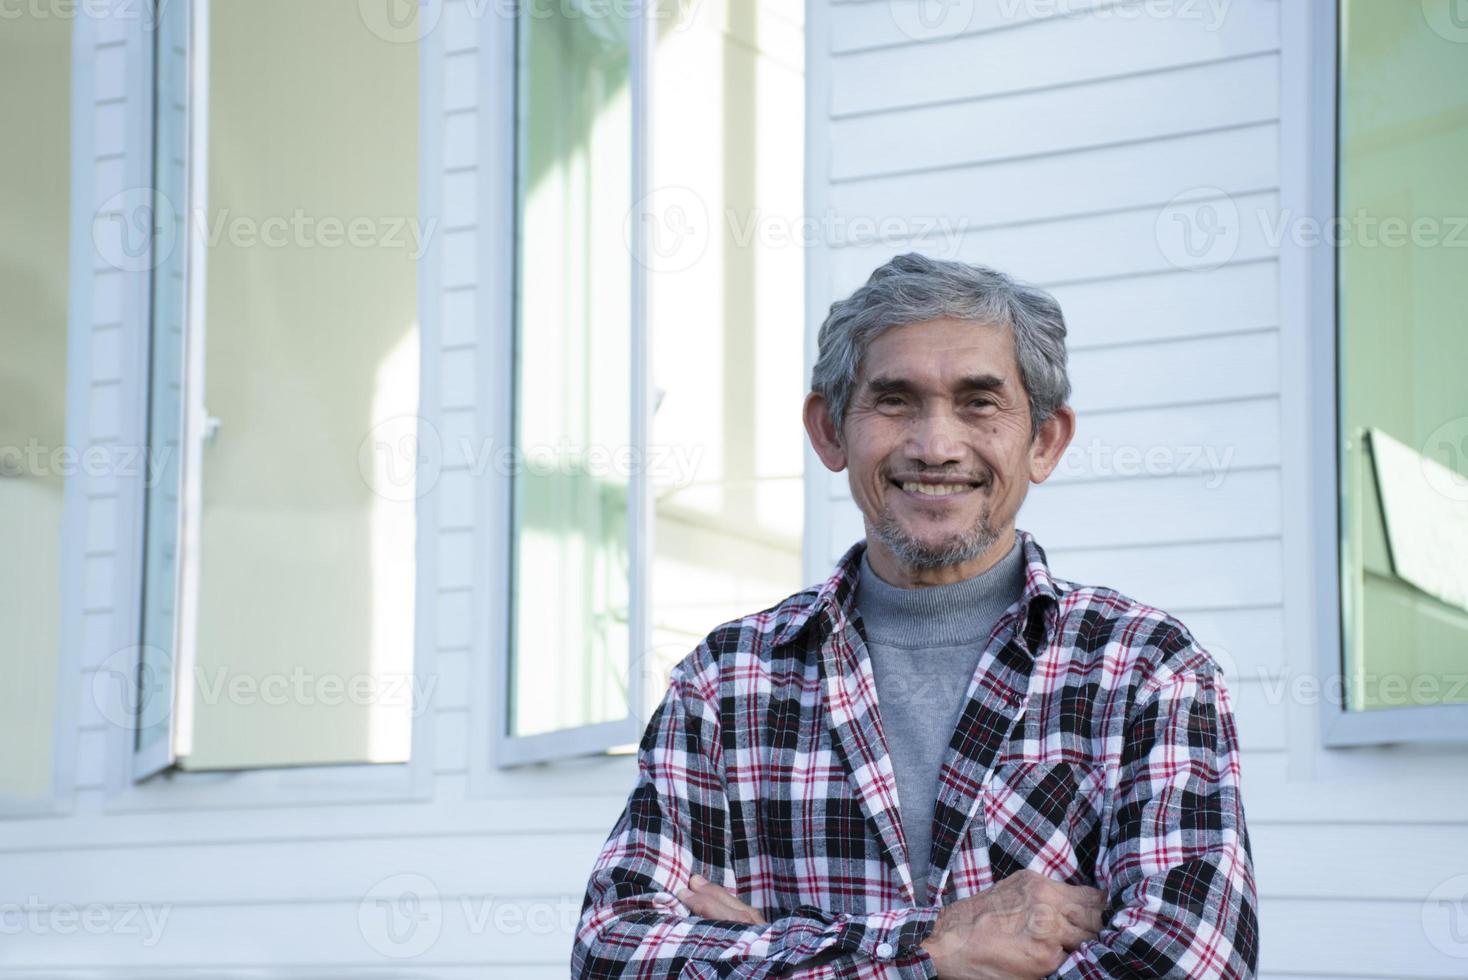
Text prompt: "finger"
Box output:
[[686, 879, 765, 925], [1062, 898, 1104, 935], [1069, 885, 1107, 907], [1047, 914, 1097, 953], [690, 879, 742, 911], [708, 891, 764, 925], [677, 888, 722, 919], [680, 879, 733, 916]]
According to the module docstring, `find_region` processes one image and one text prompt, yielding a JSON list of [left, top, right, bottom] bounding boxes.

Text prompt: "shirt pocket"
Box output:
[[980, 758, 1105, 886]]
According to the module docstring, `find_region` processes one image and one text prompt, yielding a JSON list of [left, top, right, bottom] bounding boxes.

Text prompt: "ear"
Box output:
[[803, 391, 848, 473], [1027, 404, 1075, 484]]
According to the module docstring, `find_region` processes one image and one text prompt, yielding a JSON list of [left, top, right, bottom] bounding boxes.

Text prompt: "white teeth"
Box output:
[[900, 481, 970, 496]]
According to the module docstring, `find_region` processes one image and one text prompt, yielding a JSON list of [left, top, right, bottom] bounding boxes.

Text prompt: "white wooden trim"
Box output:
[[627, 0, 654, 753], [104, 0, 168, 798], [467, 0, 516, 793], [802, 0, 835, 588], [164, 0, 209, 772], [133, 0, 192, 781]]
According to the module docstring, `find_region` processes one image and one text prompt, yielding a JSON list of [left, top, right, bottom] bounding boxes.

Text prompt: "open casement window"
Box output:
[[1326, 0, 1468, 742], [496, 0, 647, 765], [495, 0, 806, 765], [135, 0, 423, 777]]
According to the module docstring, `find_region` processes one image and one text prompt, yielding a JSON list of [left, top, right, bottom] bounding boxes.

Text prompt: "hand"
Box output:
[[920, 870, 1106, 980], [676, 874, 768, 925]]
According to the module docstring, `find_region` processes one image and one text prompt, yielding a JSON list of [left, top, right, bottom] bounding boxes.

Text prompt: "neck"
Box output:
[[855, 530, 1026, 648]]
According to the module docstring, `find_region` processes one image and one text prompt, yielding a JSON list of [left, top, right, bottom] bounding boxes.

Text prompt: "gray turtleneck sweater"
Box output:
[[853, 532, 1027, 898]]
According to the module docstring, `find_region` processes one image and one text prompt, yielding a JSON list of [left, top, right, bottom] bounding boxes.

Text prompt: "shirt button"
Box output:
[[875, 941, 895, 959]]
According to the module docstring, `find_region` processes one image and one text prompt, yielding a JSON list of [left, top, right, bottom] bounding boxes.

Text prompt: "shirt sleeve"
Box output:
[[571, 662, 940, 980], [1056, 659, 1260, 980]]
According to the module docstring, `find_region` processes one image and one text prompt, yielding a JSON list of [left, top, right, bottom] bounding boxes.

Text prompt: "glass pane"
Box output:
[[1338, 0, 1468, 711], [144, 0, 421, 768], [644, 0, 805, 701], [509, 4, 634, 738], [0, 10, 69, 804]]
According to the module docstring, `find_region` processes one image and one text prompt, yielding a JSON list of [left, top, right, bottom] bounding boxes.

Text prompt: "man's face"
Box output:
[[806, 316, 1072, 584]]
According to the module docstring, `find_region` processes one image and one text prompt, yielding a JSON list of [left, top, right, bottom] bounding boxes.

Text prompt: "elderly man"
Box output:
[[572, 253, 1258, 979]]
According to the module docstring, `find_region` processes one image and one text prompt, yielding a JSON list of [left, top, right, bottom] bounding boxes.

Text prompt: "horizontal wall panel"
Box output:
[[1, 832, 608, 908], [1044, 537, 1283, 611], [1253, 823, 1468, 901], [1257, 897, 1468, 978], [1055, 262, 1279, 350], [830, 0, 1278, 117], [1022, 467, 1282, 548], [1, 785, 631, 854], [1056, 397, 1282, 484], [1068, 330, 1279, 414], [831, 0, 1124, 54], [830, 123, 1278, 239], [0, 897, 579, 969], [831, 53, 1278, 181]]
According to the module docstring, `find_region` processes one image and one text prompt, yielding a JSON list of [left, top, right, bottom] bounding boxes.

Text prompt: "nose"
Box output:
[[905, 405, 966, 468]]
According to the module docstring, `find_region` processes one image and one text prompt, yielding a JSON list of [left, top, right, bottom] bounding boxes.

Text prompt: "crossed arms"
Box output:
[[570, 658, 1258, 979]]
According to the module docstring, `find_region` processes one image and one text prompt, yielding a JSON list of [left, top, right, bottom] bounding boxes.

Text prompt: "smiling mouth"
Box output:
[[890, 478, 984, 498]]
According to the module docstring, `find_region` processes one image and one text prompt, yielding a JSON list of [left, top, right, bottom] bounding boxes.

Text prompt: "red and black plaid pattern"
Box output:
[[572, 529, 1258, 979]]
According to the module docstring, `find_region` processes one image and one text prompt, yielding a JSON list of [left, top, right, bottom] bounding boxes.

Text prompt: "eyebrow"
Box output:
[[862, 373, 1007, 396]]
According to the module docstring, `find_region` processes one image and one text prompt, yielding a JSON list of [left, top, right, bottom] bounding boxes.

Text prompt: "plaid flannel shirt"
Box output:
[[572, 528, 1259, 979]]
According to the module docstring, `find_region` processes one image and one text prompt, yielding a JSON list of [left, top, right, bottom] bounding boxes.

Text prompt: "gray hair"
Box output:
[[811, 252, 1071, 440]]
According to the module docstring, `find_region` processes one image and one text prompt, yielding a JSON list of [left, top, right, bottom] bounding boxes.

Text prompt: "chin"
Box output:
[[867, 509, 1000, 571]]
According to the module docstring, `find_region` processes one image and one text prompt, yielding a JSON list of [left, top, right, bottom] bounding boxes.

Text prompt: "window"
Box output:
[[138, 0, 422, 773], [505, 1, 639, 754], [0, 6, 70, 809], [1333, 0, 1468, 727], [496, 0, 806, 764]]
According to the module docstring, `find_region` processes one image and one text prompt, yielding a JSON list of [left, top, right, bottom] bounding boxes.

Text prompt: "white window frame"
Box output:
[[96, 0, 441, 809], [480, 0, 653, 769], [1285, 0, 1468, 747]]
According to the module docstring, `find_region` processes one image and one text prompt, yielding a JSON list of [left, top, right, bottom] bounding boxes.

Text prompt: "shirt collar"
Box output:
[[773, 527, 1062, 656]]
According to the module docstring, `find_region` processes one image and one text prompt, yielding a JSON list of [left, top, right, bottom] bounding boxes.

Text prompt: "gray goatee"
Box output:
[[866, 499, 1000, 570]]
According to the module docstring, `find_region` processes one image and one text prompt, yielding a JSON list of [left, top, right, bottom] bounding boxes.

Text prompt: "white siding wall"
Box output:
[[805, 1, 1468, 978]]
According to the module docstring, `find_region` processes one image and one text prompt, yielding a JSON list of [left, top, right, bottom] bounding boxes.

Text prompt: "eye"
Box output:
[[876, 395, 907, 407], [966, 398, 994, 409]]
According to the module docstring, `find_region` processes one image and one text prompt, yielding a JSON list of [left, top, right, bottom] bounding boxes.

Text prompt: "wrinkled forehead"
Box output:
[[857, 317, 1018, 389]]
